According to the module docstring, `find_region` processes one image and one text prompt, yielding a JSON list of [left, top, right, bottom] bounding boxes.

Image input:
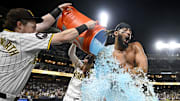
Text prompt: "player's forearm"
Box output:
[[36, 6, 62, 32], [68, 44, 78, 61], [51, 23, 90, 44], [36, 14, 56, 32], [52, 28, 79, 44], [68, 44, 82, 68]]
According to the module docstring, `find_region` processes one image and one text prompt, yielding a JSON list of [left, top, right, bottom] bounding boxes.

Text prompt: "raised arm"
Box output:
[[36, 3, 72, 32], [68, 44, 79, 64], [51, 20, 96, 44], [68, 43, 84, 68]]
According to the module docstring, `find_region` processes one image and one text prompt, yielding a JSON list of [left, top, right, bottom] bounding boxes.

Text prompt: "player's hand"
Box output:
[[85, 20, 97, 30], [58, 3, 72, 11]]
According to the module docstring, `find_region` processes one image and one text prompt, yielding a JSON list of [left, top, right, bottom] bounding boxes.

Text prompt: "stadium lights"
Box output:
[[169, 41, 180, 50], [99, 11, 109, 27], [155, 41, 166, 50], [155, 40, 180, 50]]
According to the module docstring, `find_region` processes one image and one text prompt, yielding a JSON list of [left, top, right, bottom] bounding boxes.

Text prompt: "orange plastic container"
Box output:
[[57, 6, 107, 55]]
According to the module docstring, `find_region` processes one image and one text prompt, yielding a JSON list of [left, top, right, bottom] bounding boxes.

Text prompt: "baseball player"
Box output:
[[63, 44, 95, 101], [0, 3, 96, 101]]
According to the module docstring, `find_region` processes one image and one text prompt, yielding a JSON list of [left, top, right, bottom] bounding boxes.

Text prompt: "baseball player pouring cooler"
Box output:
[[0, 3, 96, 101]]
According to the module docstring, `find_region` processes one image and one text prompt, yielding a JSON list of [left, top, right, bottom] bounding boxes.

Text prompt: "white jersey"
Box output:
[[0, 29, 54, 101], [63, 60, 84, 101]]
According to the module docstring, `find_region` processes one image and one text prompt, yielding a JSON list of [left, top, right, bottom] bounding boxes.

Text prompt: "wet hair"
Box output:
[[84, 54, 96, 65], [81, 54, 95, 75], [115, 22, 132, 31], [116, 22, 135, 43], [105, 22, 136, 45]]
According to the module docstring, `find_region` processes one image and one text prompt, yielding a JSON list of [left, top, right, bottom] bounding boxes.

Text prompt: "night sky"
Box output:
[[1, 0, 180, 54]]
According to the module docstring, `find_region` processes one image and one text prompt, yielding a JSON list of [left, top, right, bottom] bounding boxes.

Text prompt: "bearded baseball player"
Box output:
[[0, 3, 96, 101]]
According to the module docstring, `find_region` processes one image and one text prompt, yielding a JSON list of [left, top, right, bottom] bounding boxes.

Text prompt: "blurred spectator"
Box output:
[[19, 77, 69, 100]]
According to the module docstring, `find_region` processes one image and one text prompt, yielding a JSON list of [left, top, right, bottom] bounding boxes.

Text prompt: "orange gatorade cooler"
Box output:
[[57, 6, 107, 56]]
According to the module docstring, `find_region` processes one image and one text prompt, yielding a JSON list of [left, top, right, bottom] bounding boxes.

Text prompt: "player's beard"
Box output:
[[118, 35, 128, 49]]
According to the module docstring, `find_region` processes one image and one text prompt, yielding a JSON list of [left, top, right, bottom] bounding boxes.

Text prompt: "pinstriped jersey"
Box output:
[[0, 29, 54, 98]]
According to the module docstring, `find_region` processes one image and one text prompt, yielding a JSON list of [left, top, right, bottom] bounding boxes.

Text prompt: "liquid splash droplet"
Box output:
[[81, 45, 159, 101]]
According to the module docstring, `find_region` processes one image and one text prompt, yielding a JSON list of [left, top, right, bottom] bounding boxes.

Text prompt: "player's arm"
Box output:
[[68, 43, 84, 69], [19, 21, 96, 52], [133, 42, 148, 73], [68, 43, 80, 65], [51, 20, 96, 44], [36, 3, 72, 32]]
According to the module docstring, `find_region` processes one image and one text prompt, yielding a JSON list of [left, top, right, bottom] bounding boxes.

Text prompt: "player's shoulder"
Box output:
[[132, 41, 142, 46], [130, 41, 144, 49], [1, 29, 23, 35], [0, 29, 21, 39]]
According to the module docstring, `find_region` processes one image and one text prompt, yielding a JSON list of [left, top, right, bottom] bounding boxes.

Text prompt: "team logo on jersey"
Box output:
[[35, 33, 48, 39]]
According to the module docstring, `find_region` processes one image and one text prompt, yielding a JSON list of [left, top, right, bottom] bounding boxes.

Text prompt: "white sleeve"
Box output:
[[74, 59, 83, 69], [19, 33, 54, 52], [68, 44, 83, 68]]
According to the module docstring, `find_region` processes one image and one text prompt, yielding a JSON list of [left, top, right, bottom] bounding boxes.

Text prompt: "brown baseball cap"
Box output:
[[7, 8, 43, 23]]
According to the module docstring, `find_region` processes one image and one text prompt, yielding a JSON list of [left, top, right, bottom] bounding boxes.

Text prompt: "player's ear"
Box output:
[[16, 21, 23, 31], [114, 31, 118, 36]]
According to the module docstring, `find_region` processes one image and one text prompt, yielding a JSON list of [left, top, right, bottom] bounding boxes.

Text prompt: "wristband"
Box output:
[[49, 7, 61, 19], [75, 24, 88, 35]]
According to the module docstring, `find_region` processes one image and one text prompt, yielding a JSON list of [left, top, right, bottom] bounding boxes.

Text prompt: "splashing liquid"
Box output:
[[81, 45, 159, 101]]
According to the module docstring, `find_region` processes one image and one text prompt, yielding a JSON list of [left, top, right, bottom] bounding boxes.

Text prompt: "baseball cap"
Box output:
[[7, 8, 43, 23]]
